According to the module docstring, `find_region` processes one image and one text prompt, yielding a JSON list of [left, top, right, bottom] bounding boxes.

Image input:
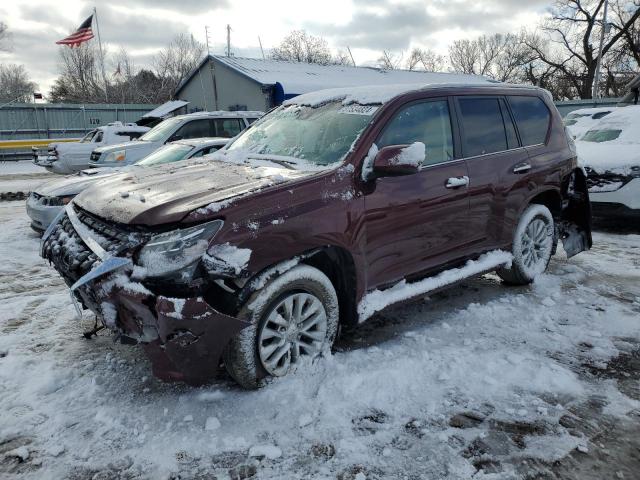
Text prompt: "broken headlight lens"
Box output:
[[137, 220, 223, 277]]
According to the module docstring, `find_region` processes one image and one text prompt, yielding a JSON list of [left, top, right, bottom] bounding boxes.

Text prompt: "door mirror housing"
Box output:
[[372, 142, 424, 177], [168, 134, 183, 143]]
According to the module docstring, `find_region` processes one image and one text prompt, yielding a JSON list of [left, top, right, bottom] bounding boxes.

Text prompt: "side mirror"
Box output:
[[372, 142, 424, 176], [168, 134, 183, 143]]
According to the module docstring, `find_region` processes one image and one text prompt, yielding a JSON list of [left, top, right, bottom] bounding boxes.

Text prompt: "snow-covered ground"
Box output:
[[0, 199, 639, 480], [0, 161, 57, 195]]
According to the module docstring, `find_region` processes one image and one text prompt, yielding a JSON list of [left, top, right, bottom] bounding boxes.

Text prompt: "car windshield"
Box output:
[[135, 143, 194, 166], [581, 129, 622, 143], [139, 117, 182, 142], [226, 102, 374, 167], [79, 130, 97, 143]]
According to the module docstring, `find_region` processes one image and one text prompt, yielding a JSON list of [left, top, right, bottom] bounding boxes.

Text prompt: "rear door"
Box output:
[[363, 98, 472, 288], [455, 95, 531, 250]]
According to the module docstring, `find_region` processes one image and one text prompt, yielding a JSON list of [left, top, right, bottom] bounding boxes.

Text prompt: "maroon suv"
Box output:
[[41, 83, 591, 388]]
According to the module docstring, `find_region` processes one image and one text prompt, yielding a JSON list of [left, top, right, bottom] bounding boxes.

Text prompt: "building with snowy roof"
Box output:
[[173, 55, 493, 112]]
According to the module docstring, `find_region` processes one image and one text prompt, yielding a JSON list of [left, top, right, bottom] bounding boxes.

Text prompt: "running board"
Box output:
[[357, 250, 513, 322]]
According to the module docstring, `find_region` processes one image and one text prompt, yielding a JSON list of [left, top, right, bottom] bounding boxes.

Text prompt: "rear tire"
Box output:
[[497, 204, 555, 285], [223, 264, 339, 389]]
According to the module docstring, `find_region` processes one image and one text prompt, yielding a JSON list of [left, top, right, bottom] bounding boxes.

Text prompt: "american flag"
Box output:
[[56, 15, 94, 47]]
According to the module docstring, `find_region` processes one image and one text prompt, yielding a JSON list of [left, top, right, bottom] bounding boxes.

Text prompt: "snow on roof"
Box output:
[[214, 56, 493, 95], [174, 137, 229, 147], [566, 106, 617, 116], [176, 55, 497, 100], [180, 110, 264, 119], [285, 81, 514, 107], [142, 100, 189, 119]]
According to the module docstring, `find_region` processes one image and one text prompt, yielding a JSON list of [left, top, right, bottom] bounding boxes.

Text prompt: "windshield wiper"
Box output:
[[245, 155, 298, 170]]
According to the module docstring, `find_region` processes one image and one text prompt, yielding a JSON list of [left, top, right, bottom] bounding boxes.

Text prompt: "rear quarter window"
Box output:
[[508, 96, 551, 146]]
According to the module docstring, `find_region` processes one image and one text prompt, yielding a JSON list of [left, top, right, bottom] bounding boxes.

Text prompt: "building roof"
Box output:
[[175, 55, 495, 102]]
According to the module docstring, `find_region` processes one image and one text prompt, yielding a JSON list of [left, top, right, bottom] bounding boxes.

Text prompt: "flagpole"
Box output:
[[93, 7, 109, 103]]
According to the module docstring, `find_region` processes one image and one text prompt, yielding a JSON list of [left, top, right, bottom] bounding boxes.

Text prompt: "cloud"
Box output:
[[108, 0, 228, 13], [310, 2, 434, 51]]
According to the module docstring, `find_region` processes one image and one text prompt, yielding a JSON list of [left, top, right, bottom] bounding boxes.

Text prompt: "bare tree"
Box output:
[[406, 47, 444, 71], [0, 64, 37, 102], [377, 50, 403, 70], [271, 30, 333, 64], [524, 0, 640, 99], [449, 33, 537, 82], [49, 43, 105, 103], [153, 33, 205, 100]]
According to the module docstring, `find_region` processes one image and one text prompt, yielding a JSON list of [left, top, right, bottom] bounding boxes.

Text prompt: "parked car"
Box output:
[[89, 111, 263, 169], [32, 122, 150, 174], [576, 105, 640, 219], [41, 83, 591, 388], [563, 106, 616, 140], [27, 138, 228, 232]]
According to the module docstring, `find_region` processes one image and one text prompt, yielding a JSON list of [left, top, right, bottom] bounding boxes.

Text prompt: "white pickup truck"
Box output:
[[32, 122, 150, 174]]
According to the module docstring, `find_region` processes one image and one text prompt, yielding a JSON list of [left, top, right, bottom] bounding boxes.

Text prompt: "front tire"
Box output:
[[223, 264, 339, 389], [497, 204, 555, 285]]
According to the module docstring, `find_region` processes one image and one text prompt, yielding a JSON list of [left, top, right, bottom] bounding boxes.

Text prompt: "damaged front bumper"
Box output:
[[41, 204, 250, 385]]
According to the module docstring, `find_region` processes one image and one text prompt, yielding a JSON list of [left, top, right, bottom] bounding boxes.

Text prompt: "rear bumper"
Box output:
[[591, 202, 640, 219]]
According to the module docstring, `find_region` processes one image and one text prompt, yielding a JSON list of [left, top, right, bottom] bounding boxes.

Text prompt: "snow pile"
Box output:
[[195, 198, 235, 215], [203, 243, 252, 275], [358, 250, 513, 321], [390, 142, 425, 167]]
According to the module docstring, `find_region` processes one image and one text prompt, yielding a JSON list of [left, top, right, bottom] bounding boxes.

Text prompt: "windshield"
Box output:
[[79, 130, 97, 143], [226, 102, 374, 167], [135, 143, 194, 166], [581, 129, 622, 143], [139, 117, 182, 142]]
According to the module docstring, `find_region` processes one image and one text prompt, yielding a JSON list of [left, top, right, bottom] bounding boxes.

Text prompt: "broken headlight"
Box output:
[[137, 220, 223, 277]]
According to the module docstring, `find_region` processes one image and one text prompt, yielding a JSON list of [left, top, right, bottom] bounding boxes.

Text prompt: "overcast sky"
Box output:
[[0, 0, 551, 95]]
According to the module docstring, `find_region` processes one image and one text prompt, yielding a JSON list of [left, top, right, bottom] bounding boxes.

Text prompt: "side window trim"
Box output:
[[499, 97, 521, 149], [375, 96, 458, 167]]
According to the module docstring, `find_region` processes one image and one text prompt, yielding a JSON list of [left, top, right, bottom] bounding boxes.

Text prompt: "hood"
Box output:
[[95, 140, 155, 154], [35, 170, 122, 197], [576, 141, 640, 175], [73, 160, 313, 226]]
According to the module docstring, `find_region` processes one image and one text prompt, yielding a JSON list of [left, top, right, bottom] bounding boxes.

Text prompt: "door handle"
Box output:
[[513, 162, 532, 174], [445, 176, 469, 189]]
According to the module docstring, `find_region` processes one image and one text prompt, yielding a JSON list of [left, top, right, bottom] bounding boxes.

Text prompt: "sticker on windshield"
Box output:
[[338, 105, 379, 116]]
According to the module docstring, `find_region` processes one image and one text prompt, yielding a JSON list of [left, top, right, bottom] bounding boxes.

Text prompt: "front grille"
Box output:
[[585, 168, 631, 193], [42, 206, 148, 310]]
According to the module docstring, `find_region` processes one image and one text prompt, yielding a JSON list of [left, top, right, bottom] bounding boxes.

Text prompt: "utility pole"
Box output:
[[205, 26, 211, 55], [226, 24, 231, 57], [347, 46, 356, 67], [592, 0, 609, 99], [93, 7, 109, 103]]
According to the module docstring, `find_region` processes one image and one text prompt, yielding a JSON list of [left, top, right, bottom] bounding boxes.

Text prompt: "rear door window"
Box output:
[[507, 96, 551, 146], [457, 97, 508, 156], [377, 100, 454, 166], [173, 119, 212, 140], [213, 119, 243, 137]]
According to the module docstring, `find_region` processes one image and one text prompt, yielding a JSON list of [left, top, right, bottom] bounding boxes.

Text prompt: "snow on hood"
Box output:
[[73, 160, 311, 226], [576, 141, 639, 175], [34, 170, 123, 197], [576, 106, 640, 174]]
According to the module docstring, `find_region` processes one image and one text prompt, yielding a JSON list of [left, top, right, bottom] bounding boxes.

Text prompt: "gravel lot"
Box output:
[[0, 196, 639, 480]]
